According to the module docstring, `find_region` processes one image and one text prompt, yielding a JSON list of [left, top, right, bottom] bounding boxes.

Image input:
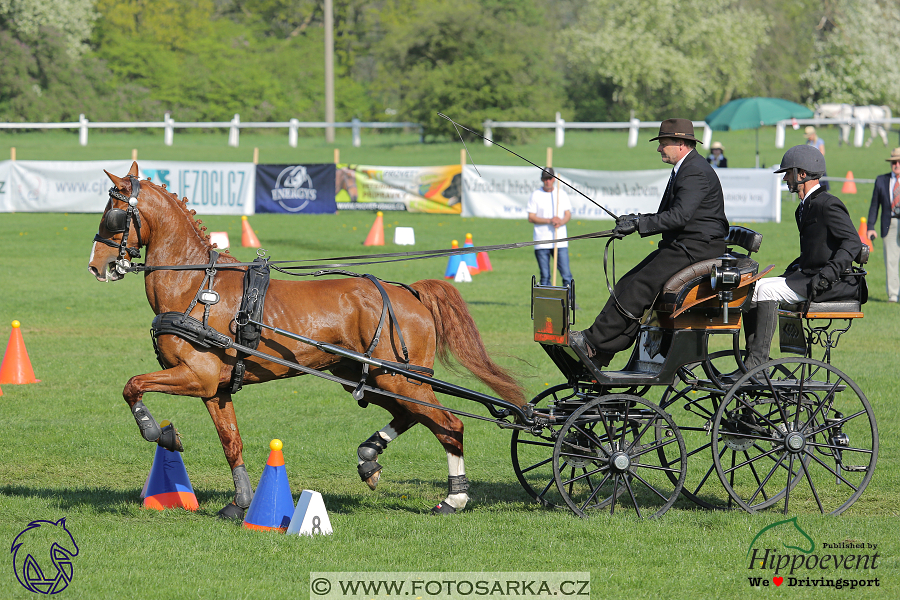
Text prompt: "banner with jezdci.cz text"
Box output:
[[335, 164, 462, 213], [139, 161, 255, 215], [461, 165, 781, 223]]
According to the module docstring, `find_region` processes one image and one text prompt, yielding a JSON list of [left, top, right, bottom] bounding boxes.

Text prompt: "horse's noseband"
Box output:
[[93, 175, 144, 274]]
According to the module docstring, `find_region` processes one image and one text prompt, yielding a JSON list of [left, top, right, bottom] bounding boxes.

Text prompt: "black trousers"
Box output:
[[584, 238, 726, 354]]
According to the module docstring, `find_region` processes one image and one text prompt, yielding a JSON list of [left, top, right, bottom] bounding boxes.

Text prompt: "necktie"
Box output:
[[659, 170, 676, 210], [798, 200, 805, 224], [891, 178, 899, 211]]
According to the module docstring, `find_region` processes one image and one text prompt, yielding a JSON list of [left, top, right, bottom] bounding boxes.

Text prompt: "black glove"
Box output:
[[614, 214, 639, 237], [808, 273, 831, 301]]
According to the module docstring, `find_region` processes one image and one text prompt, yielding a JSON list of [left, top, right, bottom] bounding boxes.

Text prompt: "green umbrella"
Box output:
[[705, 97, 814, 167]]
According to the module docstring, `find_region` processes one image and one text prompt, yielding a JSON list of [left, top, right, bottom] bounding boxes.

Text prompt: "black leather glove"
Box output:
[[614, 214, 639, 237], [808, 273, 831, 301]]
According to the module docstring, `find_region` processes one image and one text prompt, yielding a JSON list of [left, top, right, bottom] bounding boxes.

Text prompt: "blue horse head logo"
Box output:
[[11, 518, 79, 594]]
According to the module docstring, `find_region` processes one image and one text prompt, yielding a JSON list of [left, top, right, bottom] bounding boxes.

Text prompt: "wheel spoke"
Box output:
[[623, 475, 643, 519], [630, 470, 672, 502], [800, 452, 825, 513]]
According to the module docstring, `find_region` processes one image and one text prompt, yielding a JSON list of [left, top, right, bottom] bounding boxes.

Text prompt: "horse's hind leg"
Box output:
[[204, 393, 253, 520]]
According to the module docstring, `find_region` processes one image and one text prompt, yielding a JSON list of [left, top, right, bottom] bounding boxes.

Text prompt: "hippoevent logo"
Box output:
[[271, 165, 318, 212], [746, 517, 880, 590], [11, 518, 79, 594]]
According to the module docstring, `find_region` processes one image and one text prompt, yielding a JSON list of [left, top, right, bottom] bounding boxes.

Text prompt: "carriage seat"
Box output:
[[654, 226, 762, 324], [778, 244, 868, 320]]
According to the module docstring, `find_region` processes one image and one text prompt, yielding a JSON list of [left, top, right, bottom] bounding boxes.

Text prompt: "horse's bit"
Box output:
[[93, 175, 143, 275]]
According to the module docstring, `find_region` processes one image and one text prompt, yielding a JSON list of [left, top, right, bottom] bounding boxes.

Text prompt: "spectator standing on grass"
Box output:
[[805, 126, 830, 190], [866, 148, 900, 303], [707, 141, 728, 168], [528, 167, 574, 290]]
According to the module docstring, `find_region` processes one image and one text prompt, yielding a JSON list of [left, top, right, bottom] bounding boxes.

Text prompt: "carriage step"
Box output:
[[841, 465, 868, 472]]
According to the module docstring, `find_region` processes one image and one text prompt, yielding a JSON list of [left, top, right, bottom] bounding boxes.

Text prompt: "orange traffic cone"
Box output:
[[842, 171, 857, 194], [0, 321, 39, 384], [469, 232, 493, 272], [241, 216, 261, 248], [858, 217, 873, 251], [364, 211, 385, 246]]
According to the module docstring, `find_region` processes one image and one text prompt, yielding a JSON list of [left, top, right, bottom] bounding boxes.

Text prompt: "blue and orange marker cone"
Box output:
[[444, 240, 462, 279], [143, 424, 199, 511], [462, 233, 480, 275], [243, 439, 294, 532], [469, 232, 493, 273]]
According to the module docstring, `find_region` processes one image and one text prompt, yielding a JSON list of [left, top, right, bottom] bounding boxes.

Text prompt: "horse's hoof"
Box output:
[[431, 502, 456, 515], [157, 422, 184, 452], [358, 461, 382, 490], [217, 502, 245, 521]]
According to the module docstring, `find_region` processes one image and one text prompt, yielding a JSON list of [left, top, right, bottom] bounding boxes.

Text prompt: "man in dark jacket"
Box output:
[[865, 147, 900, 303], [568, 118, 729, 368], [743, 144, 863, 369]]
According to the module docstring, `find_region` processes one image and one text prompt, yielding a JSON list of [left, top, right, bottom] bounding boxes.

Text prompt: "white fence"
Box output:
[[483, 112, 713, 148], [775, 117, 900, 148], [0, 114, 422, 148]]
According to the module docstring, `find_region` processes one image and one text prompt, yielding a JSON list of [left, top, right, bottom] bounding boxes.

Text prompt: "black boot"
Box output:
[[744, 301, 778, 370]]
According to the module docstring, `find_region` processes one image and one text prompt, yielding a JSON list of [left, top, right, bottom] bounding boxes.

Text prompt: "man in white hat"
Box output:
[[866, 148, 900, 302], [706, 141, 727, 168]]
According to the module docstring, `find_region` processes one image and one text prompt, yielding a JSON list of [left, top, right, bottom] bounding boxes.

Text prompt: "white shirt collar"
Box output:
[[800, 183, 821, 201], [673, 153, 689, 175]]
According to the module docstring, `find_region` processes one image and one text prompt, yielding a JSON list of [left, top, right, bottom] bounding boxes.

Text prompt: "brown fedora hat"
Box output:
[[649, 118, 702, 143]]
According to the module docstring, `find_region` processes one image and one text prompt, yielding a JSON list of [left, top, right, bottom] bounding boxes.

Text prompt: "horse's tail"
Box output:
[[411, 279, 526, 407]]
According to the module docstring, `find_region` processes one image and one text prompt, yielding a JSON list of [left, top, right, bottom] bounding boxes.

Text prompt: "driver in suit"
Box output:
[[568, 118, 729, 368]]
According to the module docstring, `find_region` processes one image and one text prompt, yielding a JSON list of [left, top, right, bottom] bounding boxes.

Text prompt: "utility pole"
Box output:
[[324, 0, 335, 143]]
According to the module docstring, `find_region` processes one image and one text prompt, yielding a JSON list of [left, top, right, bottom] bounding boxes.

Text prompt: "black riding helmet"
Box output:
[[774, 144, 826, 193]]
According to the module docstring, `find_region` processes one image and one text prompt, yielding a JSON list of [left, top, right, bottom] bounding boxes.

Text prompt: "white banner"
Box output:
[[0, 160, 255, 214], [1, 160, 131, 212], [139, 161, 255, 215], [462, 165, 781, 223]]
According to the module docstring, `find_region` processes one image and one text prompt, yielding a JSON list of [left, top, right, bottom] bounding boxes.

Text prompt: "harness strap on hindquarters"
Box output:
[[352, 274, 412, 404]]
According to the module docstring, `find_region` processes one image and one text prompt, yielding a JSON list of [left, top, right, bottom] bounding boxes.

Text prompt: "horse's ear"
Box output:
[[128, 161, 139, 177], [104, 169, 125, 190]]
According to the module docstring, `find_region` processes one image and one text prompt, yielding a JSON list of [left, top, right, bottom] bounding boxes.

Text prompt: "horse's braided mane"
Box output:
[[145, 177, 240, 264]]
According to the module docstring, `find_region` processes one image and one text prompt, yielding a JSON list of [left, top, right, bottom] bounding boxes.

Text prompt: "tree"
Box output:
[[367, 0, 566, 140], [801, 0, 900, 108], [0, 0, 97, 56], [564, 0, 769, 120]]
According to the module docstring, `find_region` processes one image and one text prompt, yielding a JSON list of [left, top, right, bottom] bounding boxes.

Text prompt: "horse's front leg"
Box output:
[[204, 392, 253, 520], [123, 363, 213, 452]]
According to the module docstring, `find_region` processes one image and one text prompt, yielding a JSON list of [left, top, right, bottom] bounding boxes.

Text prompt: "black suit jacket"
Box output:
[[638, 149, 729, 244], [783, 186, 862, 300], [866, 172, 895, 238]]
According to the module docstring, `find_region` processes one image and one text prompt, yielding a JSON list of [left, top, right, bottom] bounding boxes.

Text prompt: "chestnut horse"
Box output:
[[88, 162, 525, 518]]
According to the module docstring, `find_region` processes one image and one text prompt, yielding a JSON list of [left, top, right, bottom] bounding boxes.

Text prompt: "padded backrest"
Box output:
[[725, 226, 762, 254]]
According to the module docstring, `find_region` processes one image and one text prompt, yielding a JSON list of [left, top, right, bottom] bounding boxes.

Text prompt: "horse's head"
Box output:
[[88, 162, 148, 282]]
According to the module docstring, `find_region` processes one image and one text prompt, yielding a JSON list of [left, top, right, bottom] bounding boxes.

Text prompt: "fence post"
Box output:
[[700, 123, 712, 147], [483, 120, 493, 147], [352, 117, 361, 147], [228, 114, 240, 147], [289, 118, 299, 148], [775, 121, 785, 148], [627, 118, 640, 148], [164, 112, 174, 146], [79, 114, 89, 146], [555, 112, 565, 148], [854, 120, 865, 147]]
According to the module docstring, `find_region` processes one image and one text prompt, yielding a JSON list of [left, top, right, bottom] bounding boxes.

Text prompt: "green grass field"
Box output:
[[1, 129, 898, 599]]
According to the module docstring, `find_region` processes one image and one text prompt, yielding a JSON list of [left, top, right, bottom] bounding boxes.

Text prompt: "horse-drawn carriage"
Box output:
[[89, 165, 877, 519]]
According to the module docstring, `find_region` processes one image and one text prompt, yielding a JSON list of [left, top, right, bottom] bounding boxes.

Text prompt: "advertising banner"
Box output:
[[462, 166, 781, 223], [0, 160, 9, 209], [335, 164, 462, 213], [255, 163, 336, 214], [139, 161, 255, 215], [1, 160, 131, 212]]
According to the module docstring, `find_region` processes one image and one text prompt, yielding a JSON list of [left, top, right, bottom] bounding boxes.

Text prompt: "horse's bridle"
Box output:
[[93, 175, 144, 275]]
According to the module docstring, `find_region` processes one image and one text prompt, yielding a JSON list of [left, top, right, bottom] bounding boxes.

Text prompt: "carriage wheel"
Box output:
[[658, 349, 798, 510], [552, 395, 686, 518], [711, 358, 878, 515], [511, 384, 578, 508]]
